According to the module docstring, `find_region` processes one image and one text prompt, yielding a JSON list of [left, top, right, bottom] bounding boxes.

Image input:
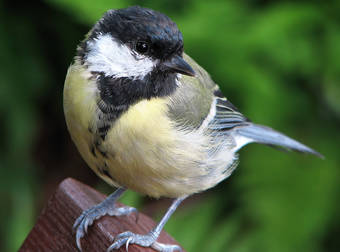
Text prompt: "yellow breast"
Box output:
[[64, 62, 235, 198]]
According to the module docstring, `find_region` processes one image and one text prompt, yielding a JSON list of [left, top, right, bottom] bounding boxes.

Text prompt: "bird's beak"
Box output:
[[163, 55, 196, 77]]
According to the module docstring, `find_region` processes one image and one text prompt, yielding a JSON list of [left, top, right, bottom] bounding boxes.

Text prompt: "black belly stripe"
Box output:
[[97, 163, 113, 180], [102, 169, 113, 179], [89, 138, 110, 159], [98, 148, 108, 158], [90, 145, 96, 157], [98, 124, 111, 140]]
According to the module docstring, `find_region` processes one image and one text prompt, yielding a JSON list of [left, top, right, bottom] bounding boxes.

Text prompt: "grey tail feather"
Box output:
[[235, 124, 323, 158]]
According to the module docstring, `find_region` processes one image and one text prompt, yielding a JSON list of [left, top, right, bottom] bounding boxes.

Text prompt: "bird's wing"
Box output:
[[168, 53, 249, 131], [208, 96, 250, 131], [168, 53, 322, 157], [210, 92, 321, 156]]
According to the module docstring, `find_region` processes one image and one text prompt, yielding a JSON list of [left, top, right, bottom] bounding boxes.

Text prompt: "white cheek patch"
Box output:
[[86, 34, 156, 79]]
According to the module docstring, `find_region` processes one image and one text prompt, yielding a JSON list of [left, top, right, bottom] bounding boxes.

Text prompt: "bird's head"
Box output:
[[77, 6, 195, 83]]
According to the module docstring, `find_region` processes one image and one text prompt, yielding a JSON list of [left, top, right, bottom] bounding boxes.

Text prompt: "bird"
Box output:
[[63, 5, 322, 252]]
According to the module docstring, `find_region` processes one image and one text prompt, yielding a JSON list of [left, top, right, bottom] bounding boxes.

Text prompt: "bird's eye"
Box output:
[[135, 41, 149, 54]]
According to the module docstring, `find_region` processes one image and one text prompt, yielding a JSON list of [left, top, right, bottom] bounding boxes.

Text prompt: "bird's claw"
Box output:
[[107, 231, 181, 252], [73, 208, 95, 251], [73, 205, 137, 251]]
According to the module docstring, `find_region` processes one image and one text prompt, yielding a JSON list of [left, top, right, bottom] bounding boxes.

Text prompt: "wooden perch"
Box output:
[[19, 178, 184, 252]]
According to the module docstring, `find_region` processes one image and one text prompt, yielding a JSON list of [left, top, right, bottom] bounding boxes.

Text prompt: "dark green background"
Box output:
[[0, 0, 339, 251]]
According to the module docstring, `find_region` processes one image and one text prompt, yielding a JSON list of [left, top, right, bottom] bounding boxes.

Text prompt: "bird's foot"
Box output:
[[73, 204, 137, 251], [107, 231, 182, 252]]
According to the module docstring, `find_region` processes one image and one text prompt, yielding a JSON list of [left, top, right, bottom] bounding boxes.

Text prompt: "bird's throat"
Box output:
[[94, 72, 178, 140]]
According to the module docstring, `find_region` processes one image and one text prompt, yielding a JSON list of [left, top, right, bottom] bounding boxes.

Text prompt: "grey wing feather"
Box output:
[[209, 97, 250, 130], [234, 124, 323, 157], [210, 96, 321, 157], [209, 91, 322, 157], [172, 54, 322, 158]]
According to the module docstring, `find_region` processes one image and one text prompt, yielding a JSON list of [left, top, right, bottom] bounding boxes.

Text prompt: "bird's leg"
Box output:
[[107, 196, 187, 252], [73, 187, 137, 251]]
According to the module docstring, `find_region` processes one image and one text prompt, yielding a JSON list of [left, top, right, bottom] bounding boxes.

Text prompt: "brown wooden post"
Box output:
[[19, 178, 184, 252]]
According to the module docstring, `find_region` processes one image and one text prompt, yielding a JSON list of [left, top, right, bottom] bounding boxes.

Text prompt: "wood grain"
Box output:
[[19, 178, 184, 252]]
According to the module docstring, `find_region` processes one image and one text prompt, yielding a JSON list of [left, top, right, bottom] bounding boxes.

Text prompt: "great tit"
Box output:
[[63, 6, 321, 252]]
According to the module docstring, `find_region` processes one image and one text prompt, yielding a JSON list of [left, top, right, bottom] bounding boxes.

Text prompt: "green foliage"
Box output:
[[46, 0, 128, 24], [1, 0, 339, 251]]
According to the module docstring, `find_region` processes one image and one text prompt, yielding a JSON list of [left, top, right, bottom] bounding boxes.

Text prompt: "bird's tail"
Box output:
[[234, 124, 323, 158]]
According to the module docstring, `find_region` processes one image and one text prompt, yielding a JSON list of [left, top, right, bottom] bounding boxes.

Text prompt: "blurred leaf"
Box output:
[[45, 0, 132, 24], [165, 196, 221, 251], [1, 1, 339, 252]]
